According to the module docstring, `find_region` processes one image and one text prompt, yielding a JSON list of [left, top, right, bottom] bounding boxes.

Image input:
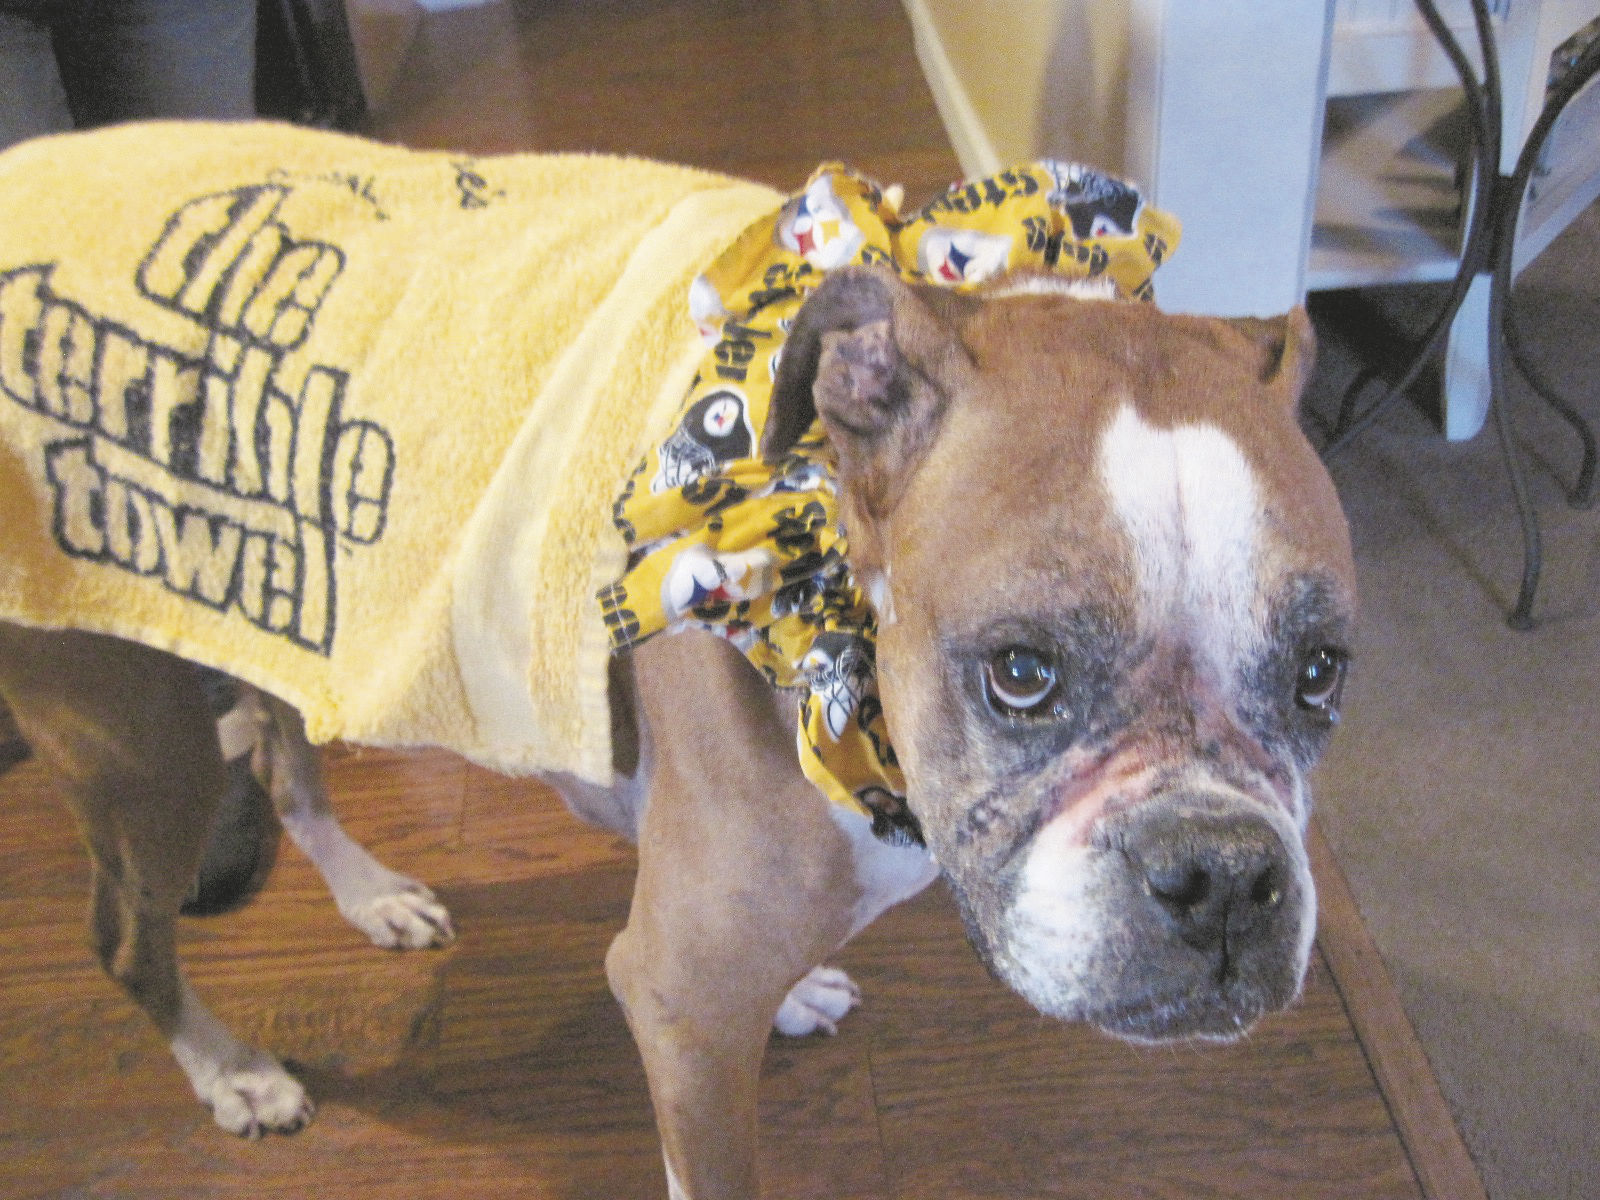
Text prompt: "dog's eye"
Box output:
[[985, 647, 1059, 715], [1294, 646, 1348, 719]]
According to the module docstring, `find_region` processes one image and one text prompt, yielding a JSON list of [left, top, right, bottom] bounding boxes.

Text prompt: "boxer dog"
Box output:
[[0, 259, 1354, 1198]]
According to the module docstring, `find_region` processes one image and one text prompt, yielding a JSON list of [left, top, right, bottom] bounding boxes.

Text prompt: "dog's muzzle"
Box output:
[[1123, 802, 1291, 967], [1088, 794, 1312, 1041], [983, 787, 1315, 1044]]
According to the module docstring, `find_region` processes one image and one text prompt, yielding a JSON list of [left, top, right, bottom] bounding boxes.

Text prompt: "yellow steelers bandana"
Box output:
[[599, 161, 1179, 844]]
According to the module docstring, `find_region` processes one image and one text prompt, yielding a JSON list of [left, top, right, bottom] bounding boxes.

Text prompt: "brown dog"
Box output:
[[0, 132, 1354, 1199]]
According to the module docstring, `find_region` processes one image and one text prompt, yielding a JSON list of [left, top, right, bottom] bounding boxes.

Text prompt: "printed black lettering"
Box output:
[[145, 188, 286, 321], [137, 191, 242, 304], [1023, 215, 1050, 255], [44, 440, 106, 556], [260, 387, 294, 504], [238, 530, 300, 632], [7, 185, 391, 657], [745, 285, 798, 315], [330, 419, 393, 543], [145, 349, 203, 469], [291, 365, 340, 525], [137, 185, 346, 351], [95, 326, 152, 443], [212, 219, 285, 329], [263, 535, 299, 633], [35, 298, 96, 424], [0, 265, 46, 406], [227, 343, 275, 496], [102, 476, 162, 575], [150, 503, 243, 607], [244, 242, 340, 347], [196, 371, 234, 485], [296, 520, 331, 651]]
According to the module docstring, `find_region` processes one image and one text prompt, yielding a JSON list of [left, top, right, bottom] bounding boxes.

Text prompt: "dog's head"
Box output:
[[768, 267, 1355, 1043]]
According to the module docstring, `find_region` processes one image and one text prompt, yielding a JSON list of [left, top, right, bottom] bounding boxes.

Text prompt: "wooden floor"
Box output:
[[365, 0, 964, 197], [2, 744, 1418, 1200], [0, 1, 1482, 1196]]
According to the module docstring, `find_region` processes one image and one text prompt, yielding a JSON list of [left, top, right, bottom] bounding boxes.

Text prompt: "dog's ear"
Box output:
[[1222, 307, 1316, 408], [766, 266, 973, 514]]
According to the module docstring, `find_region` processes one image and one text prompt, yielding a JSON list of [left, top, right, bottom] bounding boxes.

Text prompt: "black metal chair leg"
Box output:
[[1506, 307, 1599, 508], [1326, 367, 1380, 447], [1486, 21, 1600, 625], [1496, 27, 1600, 518], [1488, 255, 1542, 630]]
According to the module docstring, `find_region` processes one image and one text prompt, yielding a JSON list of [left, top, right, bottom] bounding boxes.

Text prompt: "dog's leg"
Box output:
[[771, 803, 938, 1038], [244, 689, 454, 949], [607, 631, 917, 1199], [0, 626, 312, 1135], [588, 652, 934, 1048]]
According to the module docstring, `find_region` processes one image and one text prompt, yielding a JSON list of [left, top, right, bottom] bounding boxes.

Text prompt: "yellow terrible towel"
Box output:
[[0, 121, 783, 783]]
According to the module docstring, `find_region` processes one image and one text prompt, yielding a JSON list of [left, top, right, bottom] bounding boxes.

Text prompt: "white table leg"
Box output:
[[1442, 272, 1493, 441]]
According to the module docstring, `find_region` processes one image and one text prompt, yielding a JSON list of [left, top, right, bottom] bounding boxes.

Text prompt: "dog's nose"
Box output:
[[1120, 805, 1290, 962]]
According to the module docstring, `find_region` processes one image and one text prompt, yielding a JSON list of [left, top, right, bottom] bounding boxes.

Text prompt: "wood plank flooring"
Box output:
[[1, 744, 1420, 1199], [367, 0, 964, 198]]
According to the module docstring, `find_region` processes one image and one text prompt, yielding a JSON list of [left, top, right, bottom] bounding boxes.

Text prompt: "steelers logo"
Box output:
[[702, 393, 743, 439], [777, 176, 865, 269], [650, 387, 756, 493]]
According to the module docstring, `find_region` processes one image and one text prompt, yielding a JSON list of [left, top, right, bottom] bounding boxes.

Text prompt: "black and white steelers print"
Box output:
[[651, 387, 755, 493], [800, 631, 874, 740]]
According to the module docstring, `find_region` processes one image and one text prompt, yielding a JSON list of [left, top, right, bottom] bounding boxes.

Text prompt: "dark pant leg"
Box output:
[[51, 0, 257, 126], [0, 8, 75, 149]]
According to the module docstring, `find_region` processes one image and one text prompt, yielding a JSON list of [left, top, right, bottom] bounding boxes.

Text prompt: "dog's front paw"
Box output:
[[774, 966, 862, 1037], [195, 1053, 315, 1138], [342, 882, 455, 950]]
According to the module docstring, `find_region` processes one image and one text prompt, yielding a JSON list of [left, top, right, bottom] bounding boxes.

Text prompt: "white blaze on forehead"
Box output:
[[1098, 403, 1263, 663]]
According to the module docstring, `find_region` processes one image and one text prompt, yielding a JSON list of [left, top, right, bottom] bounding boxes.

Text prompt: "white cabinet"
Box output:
[[905, 0, 1600, 438]]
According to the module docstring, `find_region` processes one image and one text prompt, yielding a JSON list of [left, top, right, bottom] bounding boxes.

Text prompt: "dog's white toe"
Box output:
[[278, 810, 454, 951], [773, 966, 862, 1037], [344, 884, 455, 949], [172, 982, 314, 1137], [199, 1054, 315, 1138]]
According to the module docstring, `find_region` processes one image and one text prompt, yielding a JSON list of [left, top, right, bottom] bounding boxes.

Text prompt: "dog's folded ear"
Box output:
[[1220, 307, 1316, 408], [765, 266, 973, 513]]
